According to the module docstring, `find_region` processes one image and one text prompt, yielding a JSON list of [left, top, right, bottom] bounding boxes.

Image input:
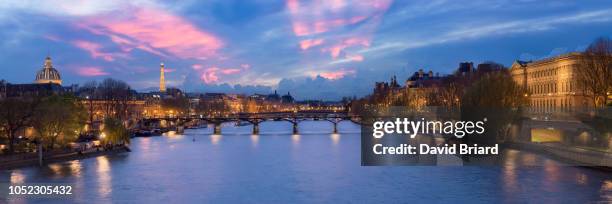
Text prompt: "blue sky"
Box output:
[[1, 0, 611, 100]]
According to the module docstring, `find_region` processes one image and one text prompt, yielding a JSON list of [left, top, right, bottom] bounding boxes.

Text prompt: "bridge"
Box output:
[[140, 110, 357, 135]]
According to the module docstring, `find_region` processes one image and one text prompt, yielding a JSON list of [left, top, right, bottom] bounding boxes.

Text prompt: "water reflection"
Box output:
[[96, 156, 112, 197], [502, 150, 518, 193], [292, 134, 300, 145], [10, 170, 25, 184], [577, 172, 588, 185], [250, 134, 259, 147], [1, 121, 611, 203], [210, 134, 222, 145], [69, 160, 82, 178], [330, 134, 341, 145]]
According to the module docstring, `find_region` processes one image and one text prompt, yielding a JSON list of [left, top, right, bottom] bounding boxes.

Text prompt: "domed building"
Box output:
[[35, 56, 62, 85]]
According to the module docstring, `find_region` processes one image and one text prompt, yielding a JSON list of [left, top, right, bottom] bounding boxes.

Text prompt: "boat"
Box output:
[[134, 130, 153, 137]]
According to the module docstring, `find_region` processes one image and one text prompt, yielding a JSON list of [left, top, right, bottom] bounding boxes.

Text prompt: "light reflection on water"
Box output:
[[1, 121, 611, 203], [210, 134, 222, 145], [96, 156, 112, 197], [250, 134, 259, 147], [330, 133, 341, 145]]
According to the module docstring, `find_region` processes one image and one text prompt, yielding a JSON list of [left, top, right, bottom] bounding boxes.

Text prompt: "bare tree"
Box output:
[[577, 37, 612, 107]]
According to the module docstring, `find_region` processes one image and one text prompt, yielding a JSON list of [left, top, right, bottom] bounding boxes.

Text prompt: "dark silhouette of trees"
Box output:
[[461, 70, 527, 144], [161, 96, 190, 116], [0, 97, 40, 153], [577, 37, 612, 107], [77, 78, 135, 120]]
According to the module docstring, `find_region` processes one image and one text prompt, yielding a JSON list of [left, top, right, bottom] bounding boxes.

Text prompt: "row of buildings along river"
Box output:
[[357, 51, 611, 162], [1, 50, 610, 155], [0, 56, 346, 153]]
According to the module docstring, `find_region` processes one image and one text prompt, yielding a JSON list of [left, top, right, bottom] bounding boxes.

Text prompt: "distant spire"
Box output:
[[160, 62, 166, 92]]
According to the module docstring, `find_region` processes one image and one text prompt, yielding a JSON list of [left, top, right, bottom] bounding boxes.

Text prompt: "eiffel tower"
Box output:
[[160, 62, 166, 92]]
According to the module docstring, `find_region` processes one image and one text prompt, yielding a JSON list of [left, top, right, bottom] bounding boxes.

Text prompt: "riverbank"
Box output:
[[507, 141, 612, 170], [0, 146, 129, 170]]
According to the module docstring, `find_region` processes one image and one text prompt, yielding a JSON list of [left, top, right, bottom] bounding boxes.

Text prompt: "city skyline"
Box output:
[[1, 0, 612, 100]]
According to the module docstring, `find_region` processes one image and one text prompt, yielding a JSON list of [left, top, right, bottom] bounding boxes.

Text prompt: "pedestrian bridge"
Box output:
[[141, 110, 357, 135]]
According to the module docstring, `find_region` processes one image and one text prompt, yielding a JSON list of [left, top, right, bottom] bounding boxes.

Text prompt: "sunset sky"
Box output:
[[1, 0, 612, 99]]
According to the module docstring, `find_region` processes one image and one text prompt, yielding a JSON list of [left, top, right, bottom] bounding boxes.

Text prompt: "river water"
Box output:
[[2, 121, 612, 203]]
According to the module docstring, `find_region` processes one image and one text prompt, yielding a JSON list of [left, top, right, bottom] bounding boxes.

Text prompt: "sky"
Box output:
[[1, 0, 612, 100]]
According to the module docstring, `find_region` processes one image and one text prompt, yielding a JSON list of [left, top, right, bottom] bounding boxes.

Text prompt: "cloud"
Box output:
[[0, 0, 129, 17], [286, 0, 391, 36], [313, 68, 356, 80], [362, 8, 612, 54], [71, 40, 125, 61], [346, 54, 364, 62], [192, 64, 204, 70], [286, 0, 390, 67], [299, 39, 324, 50], [76, 66, 110, 76], [199, 65, 248, 84], [324, 37, 370, 59], [201, 67, 220, 84], [78, 7, 224, 60]]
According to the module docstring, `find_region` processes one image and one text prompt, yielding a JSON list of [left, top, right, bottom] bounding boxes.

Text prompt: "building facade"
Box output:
[[510, 52, 591, 111]]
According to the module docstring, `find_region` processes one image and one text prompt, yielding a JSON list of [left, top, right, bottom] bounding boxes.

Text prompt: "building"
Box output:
[[510, 52, 591, 111], [4, 56, 75, 98], [35, 56, 62, 85], [281, 92, 295, 103], [404, 69, 444, 108], [372, 75, 402, 105]]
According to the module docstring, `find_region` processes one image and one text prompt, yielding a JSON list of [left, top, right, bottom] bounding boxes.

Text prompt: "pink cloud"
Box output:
[[201, 67, 220, 84], [72, 40, 123, 61], [221, 68, 241, 75], [299, 39, 324, 50], [286, 0, 391, 37], [192, 64, 204, 70], [76, 67, 110, 76], [199, 66, 247, 84], [164, 68, 176, 73], [79, 8, 224, 60], [324, 37, 370, 59], [318, 69, 356, 80]]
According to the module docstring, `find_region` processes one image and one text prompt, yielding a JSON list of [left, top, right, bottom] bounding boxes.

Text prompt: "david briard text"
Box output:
[[372, 143, 499, 155]]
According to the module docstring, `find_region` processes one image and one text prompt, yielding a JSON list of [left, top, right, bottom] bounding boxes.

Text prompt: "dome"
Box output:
[[35, 56, 62, 85]]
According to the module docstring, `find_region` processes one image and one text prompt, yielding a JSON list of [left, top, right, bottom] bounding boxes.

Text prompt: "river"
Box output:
[[2, 121, 612, 203]]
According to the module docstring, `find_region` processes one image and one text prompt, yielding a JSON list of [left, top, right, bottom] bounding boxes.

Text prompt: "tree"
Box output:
[[461, 70, 527, 144], [77, 78, 135, 121], [31, 95, 87, 149], [102, 117, 130, 146], [196, 99, 229, 116], [577, 37, 612, 107], [0, 97, 40, 153], [161, 96, 190, 116]]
